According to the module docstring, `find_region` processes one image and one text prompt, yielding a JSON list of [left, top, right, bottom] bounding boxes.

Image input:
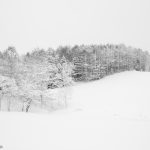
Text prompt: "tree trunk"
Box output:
[[22, 100, 25, 112], [26, 98, 32, 112], [0, 93, 2, 111], [40, 94, 43, 107], [7, 98, 11, 112], [0, 97, 1, 111]]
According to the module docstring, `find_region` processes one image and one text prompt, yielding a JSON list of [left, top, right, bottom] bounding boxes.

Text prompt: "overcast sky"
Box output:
[[0, 0, 150, 54]]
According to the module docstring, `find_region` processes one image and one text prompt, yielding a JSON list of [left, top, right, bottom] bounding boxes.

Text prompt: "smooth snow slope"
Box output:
[[0, 71, 150, 150]]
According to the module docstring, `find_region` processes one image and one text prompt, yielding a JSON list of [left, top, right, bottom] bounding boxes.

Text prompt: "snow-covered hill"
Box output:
[[0, 71, 150, 150]]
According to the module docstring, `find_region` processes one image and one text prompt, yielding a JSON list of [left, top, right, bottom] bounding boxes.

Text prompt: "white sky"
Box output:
[[0, 0, 150, 54]]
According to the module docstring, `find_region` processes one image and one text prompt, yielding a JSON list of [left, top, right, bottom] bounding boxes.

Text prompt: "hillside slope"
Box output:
[[69, 71, 150, 119], [0, 71, 150, 150]]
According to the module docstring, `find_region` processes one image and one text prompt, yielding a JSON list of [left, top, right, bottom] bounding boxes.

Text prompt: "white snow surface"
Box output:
[[1, 71, 150, 150]]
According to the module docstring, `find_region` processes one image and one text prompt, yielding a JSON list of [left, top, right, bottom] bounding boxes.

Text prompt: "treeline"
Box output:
[[1, 44, 150, 83], [56, 44, 150, 81], [0, 46, 73, 88], [0, 47, 73, 112], [0, 44, 149, 111], [0, 44, 150, 84]]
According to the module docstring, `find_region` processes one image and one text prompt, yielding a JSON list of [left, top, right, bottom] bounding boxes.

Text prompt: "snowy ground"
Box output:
[[0, 71, 150, 150]]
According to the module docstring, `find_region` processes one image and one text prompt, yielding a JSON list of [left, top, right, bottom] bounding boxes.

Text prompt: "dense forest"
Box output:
[[56, 44, 150, 81], [0, 44, 150, 112]]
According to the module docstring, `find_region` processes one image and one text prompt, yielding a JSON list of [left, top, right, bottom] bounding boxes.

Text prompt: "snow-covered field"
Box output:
[[0, 71, 150, 150]]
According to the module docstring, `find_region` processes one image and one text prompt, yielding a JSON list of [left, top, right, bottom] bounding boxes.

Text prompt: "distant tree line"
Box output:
[[56, 44, 150, 81], [0, 44, 150, 83], [0, 44, 149, 111]]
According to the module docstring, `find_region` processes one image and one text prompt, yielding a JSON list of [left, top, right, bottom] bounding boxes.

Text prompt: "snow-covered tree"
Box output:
[[48, 55, 73, 88], [0, 75, 18, 111], [2, 46, 19, 77]]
